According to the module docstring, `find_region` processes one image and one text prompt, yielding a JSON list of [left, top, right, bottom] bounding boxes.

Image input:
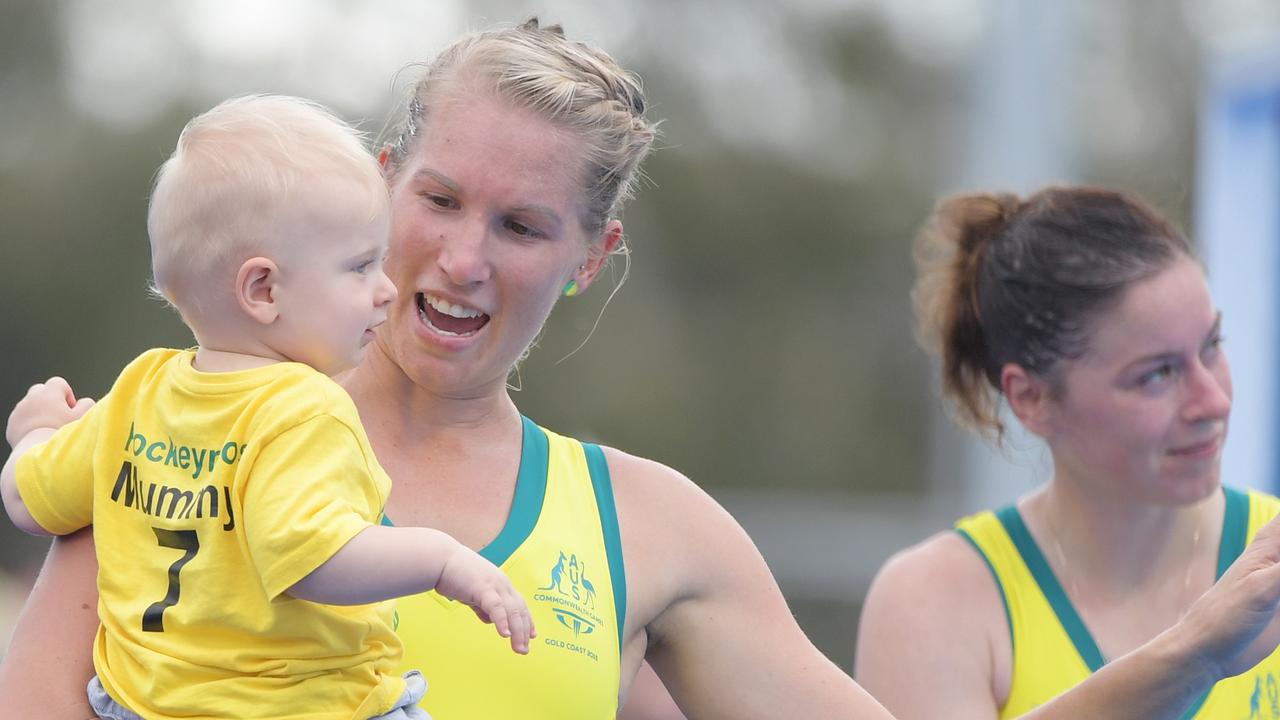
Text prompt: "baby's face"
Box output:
[[268, 207, 397, 376]]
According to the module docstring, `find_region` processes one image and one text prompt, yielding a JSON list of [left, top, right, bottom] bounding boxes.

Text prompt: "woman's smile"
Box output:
[[417, 292, 490, 337]]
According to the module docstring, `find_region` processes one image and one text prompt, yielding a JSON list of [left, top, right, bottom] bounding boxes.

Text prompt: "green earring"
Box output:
[[563, 264, 585, 297]]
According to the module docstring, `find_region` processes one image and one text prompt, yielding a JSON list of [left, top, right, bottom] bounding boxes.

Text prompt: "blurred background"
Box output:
[[3, 0, 1280, 689]]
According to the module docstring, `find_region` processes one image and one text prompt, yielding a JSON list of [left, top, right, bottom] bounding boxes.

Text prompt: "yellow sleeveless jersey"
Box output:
[[956, 486, 1280, 719], [388, 417, 626, 718]]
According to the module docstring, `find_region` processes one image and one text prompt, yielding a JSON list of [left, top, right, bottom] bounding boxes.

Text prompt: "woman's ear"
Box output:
[[236, 257, 281, 325], [575, 220, 623, 293], [1002, 363, 1053, 437]]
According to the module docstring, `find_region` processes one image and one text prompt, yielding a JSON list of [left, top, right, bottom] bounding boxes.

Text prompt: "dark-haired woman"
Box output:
[[856, 186, 1280, 719]]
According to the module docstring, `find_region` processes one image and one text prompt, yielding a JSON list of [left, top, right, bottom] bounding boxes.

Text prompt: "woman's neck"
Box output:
[[1026, 476, 1221, 594], [342, 342, 527, 543], [341, 340, 521, 447]]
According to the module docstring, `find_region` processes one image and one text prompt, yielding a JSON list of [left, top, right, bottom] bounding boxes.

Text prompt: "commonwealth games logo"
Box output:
[[536, 550, 604, 642]]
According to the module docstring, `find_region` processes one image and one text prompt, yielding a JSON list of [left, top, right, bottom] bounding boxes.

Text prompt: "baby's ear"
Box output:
[[236, 257, 281, 325]]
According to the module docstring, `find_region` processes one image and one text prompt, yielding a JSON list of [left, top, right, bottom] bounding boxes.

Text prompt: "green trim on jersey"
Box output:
[[958, 486, 1280, 719], [1217, 485, 1249, 579], [996, 505, 1106, 672], [956, 527, 1014, 650], [584, 442, 627, 650], [482, 416, 550, 566], [1181, 485, 1250, 720], [388, 417, 625, 717]]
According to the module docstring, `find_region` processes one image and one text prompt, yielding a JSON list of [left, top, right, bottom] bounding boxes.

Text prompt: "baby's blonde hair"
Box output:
[[147, 94, 387, 322]]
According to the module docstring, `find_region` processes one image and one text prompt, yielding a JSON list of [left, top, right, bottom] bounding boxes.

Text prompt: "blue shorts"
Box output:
[[87, 670, 430, 719]]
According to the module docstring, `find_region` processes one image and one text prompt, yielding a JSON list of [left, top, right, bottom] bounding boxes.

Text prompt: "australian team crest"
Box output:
[[1251, 672, 1280, 719], [535, 550, 606, 657]]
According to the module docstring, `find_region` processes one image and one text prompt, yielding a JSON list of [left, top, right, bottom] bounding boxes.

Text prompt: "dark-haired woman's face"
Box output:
[[1043, 255, 1231, 506]]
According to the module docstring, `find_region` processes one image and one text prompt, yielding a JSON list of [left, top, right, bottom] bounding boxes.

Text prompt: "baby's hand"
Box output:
[[6, 377, 95, 447], [436, 545, 536, 654]]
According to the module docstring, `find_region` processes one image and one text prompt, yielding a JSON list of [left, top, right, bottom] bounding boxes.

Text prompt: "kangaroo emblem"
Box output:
[[540, 551, 568, 593]]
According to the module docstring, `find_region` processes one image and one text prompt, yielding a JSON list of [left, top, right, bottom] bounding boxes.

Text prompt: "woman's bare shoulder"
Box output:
[[877, 529, 997, 597], [855, 528, 1011, 716]]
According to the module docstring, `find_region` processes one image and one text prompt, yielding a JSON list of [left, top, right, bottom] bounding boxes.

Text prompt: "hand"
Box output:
[[435, 543, 536, 654], [1182, 512, 1280, 680], [6, 377, 95, 447]]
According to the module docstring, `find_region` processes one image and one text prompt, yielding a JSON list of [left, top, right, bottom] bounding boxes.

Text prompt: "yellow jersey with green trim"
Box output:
[[15, 348, 405, 720], [390, 417, 626, 718], [956, 486, 1280, 719]]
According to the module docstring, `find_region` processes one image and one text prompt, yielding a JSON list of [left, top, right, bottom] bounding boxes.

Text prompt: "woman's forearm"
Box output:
[[1022, 510, 1280, 720], [1022, 625, 1214, 719], [0, 528, 99, 717]]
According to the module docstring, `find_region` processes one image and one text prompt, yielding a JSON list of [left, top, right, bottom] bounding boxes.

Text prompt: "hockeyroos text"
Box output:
[[123, 422, 245, 481]]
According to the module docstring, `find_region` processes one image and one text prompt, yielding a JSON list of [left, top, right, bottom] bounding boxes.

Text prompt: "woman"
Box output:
[[0, 20, 878, 719], [856, 186, 1280, 718], [6, 24, 1280, 720]]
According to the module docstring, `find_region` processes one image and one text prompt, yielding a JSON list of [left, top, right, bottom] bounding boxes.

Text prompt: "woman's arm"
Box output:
[[0, 527, 99, 718], [857, 513, 1280, 720], [615, 439, 1280, 719], [618, 661, 687, 720], [1025, 511, 1280, 718], [609, 449, 896, 719]]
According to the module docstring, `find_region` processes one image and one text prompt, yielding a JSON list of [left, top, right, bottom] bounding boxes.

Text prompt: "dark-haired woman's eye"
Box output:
[[1138, 364, 1175, 388], [1202, 335, 1224, 362]]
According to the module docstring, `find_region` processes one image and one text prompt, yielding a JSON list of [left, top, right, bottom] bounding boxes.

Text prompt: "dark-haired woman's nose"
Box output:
[[1183, 358, 1232, 425]]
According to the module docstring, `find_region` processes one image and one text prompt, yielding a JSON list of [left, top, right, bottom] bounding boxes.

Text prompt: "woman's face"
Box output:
[[1042, 254, 1232, 506], [378, 94, 606, 396]]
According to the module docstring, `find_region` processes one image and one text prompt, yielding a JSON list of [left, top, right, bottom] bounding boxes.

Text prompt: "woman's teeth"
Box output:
[[426, 294, 483, 319], [418, 293, 489, 337]]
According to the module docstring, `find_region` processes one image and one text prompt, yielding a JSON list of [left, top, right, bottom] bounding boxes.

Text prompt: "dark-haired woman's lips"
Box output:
[[416, 292, 490, 336], [1168, 437, 1221, 460]]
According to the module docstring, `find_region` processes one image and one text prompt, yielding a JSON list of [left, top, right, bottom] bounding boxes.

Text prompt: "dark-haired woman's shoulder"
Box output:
[[855, 529, 1010, 719]]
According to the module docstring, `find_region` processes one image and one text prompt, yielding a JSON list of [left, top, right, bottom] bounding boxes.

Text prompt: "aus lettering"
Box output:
[[123, 421, 245, 481], [110, 460, 235, 531]]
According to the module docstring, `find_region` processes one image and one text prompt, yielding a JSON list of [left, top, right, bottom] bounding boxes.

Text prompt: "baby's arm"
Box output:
[[287, 525, 536, 654], [2, 377, 95, 535]]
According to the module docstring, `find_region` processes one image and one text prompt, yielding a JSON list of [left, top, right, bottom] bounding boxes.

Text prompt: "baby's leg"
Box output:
[[86, 675, 145, 720], [369, 669, 430, 720]]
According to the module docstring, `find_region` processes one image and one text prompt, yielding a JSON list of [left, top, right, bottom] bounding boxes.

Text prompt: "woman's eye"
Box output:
[[1203, 335, 1224, 357], [1138, 364, 1175, 387], [505, 219, 538, 238], [422, 193, 456, 209]]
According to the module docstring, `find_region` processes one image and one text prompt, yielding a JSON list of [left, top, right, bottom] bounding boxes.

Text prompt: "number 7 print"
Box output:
[[142, 527, 199, 632]]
